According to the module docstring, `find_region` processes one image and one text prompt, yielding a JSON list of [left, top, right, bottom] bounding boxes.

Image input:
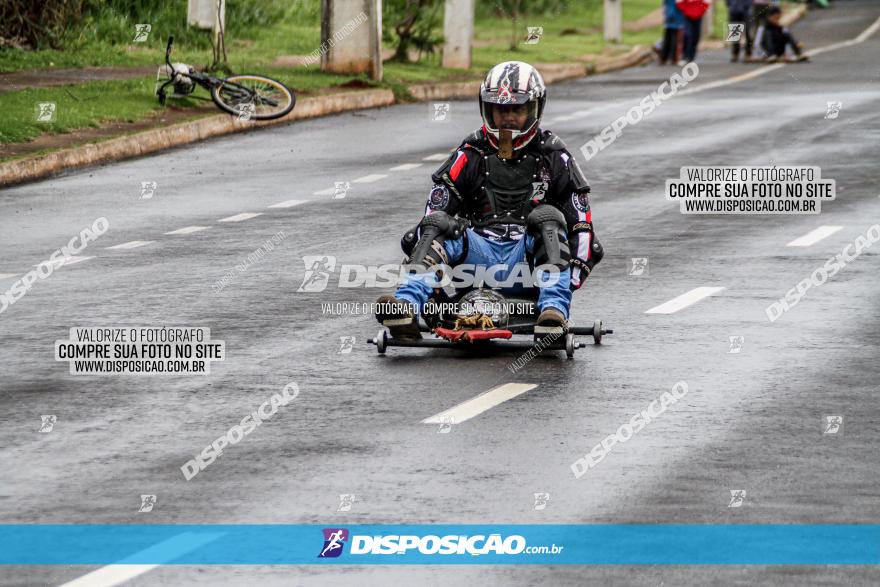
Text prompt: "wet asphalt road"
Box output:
[[1, 1, 879, 585]]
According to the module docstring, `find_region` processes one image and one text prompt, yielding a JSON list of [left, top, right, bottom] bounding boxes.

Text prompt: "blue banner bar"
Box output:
[[0, 525, 878, 565]]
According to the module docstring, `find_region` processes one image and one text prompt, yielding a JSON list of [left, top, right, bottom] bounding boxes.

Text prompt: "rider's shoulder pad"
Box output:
[[538, 130, 568, 153], [459, 128, 489, 153]]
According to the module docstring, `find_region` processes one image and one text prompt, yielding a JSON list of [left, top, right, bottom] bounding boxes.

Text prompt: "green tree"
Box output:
[[383, 0, 444, 62], [481, 0, 569, 50]]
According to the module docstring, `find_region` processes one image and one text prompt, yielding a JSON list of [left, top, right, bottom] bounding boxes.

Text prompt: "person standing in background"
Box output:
[[676, 0, 711, 63], [750, 0, 778, 55], [658, 0, 685, 65], [752, 0, 774, 28], [727, 0, 754, 62]]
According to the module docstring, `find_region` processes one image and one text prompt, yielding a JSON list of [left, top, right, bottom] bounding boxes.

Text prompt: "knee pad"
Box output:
[[406, 212, 463, 269], [527, 205, 570, 270], [526, 205, 566, 230]]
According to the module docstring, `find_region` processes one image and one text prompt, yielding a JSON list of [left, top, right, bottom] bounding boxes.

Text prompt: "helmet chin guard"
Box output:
[[479, 61, 546, 154]]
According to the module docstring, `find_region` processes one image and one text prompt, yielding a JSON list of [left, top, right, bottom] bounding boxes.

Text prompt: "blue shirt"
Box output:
[[664, 0, 685, 29]]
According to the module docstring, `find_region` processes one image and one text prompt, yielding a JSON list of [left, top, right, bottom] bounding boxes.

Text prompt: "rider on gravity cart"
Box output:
[[376, 61, 604, 339]]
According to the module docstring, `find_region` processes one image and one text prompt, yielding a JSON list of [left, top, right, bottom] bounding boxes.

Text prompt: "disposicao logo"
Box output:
[[318, 528, 349, 558]]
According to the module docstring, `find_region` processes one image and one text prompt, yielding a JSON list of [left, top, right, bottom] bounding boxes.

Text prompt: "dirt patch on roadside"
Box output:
[[0, 66, 157, 93]]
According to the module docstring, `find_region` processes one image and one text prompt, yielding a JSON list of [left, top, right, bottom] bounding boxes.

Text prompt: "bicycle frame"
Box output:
[[156, 36, 282, 110]]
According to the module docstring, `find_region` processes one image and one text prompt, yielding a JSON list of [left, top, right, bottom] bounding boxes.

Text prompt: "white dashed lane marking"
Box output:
[[313, 187, 336, 196], [56, 532, 223, 587], [0, 273, 15, 279], [423, 153, 450, 161], [645, 286, 725, 315], [46, 256, 94, 268], [105, 241, 154, 250], [267, 199, 307, 209], [352, 174, 388, 183], [548, 108, 596, 123], [58, 564, 159, 587], [786, 225, 844, 247], [165, 226, 210, 235], [218, 212, 263, 223], [389, 163, 424, 171], [422, 383, 538, 425]]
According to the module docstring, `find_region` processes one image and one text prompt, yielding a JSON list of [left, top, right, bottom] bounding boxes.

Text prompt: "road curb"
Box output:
[[0, 88, 395, 189], [590, 45, 654, 74], [0, 48, 651, 189]]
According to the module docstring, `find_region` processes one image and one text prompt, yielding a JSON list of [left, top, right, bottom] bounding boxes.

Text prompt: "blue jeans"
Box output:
[[683, 17, 702, 62], [395, 228, 572, 319]]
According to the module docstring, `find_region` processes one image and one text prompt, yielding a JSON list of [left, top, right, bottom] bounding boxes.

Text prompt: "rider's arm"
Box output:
[[400, 142, 480, 256], [425, 143, 483, 217], [543, 135, 603, 290]]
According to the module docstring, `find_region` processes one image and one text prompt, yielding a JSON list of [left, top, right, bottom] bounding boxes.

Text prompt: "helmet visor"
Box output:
[[480, 86, 534, 106]]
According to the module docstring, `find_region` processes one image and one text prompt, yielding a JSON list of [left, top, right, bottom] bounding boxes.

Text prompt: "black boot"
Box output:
[[375, 294, 422, 340], [535, 307, 567, 337]]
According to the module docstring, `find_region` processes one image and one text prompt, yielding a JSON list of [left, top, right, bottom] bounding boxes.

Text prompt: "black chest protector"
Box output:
[[470, 153, 543, 227]]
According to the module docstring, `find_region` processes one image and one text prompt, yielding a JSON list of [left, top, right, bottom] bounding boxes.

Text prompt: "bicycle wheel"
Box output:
[[211, 74, 296, 120]]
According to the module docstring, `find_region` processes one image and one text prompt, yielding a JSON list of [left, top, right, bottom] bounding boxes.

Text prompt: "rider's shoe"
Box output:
[[375, 294, 422, 340], [534, 307, 567, 337]]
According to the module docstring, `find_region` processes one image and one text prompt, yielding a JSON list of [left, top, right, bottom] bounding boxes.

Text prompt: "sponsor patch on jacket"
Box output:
[[531, 181, 548, 203], [428, 185, 450, 210], [572, 192, 590, 213]]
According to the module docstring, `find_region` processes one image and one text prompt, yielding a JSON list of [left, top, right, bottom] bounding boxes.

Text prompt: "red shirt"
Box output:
[[676, 0, 711, 20]]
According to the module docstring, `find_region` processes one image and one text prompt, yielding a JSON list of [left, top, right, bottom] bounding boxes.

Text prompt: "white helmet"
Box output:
[[479, 61, 546, 152]]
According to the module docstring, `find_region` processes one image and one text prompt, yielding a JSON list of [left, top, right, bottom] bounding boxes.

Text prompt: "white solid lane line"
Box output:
[[57, 532, 222, 587], [218, 212, 263, 223], [422, 383, 538, 425], [786, 225, 844, 247], [0, 273, 15, 279], [389, 163, 424, 171], [854, 14, 880, 43], [352, 174, 388, 183], [105, 241, 154, 250], [423, 153, 450, 161], [645, 287, 725, 315], [676, 64, 785, 98], [267, 199, 307, 209], [807, 15, 880, 56], [165, 226, 210, 235], [676, 15, 880, 99]]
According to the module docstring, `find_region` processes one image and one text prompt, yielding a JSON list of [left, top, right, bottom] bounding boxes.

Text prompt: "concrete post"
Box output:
[[442, 0, 475, 69], [321, 0, 383, 81], [604, 0, 622, 43], [187, 0, 222, 30]]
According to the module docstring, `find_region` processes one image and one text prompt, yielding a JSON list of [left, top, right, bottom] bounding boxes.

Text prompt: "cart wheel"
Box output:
[[376, 329, 388, 354], [565, 333, 576, 359], [593, 320, 603, 345]]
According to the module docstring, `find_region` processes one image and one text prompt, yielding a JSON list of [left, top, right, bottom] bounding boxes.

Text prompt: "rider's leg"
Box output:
[[526, 206, 573, 323], [396, 226, 525, 307], [388, 211, 465, 314], [396, 225, 525, 314]]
